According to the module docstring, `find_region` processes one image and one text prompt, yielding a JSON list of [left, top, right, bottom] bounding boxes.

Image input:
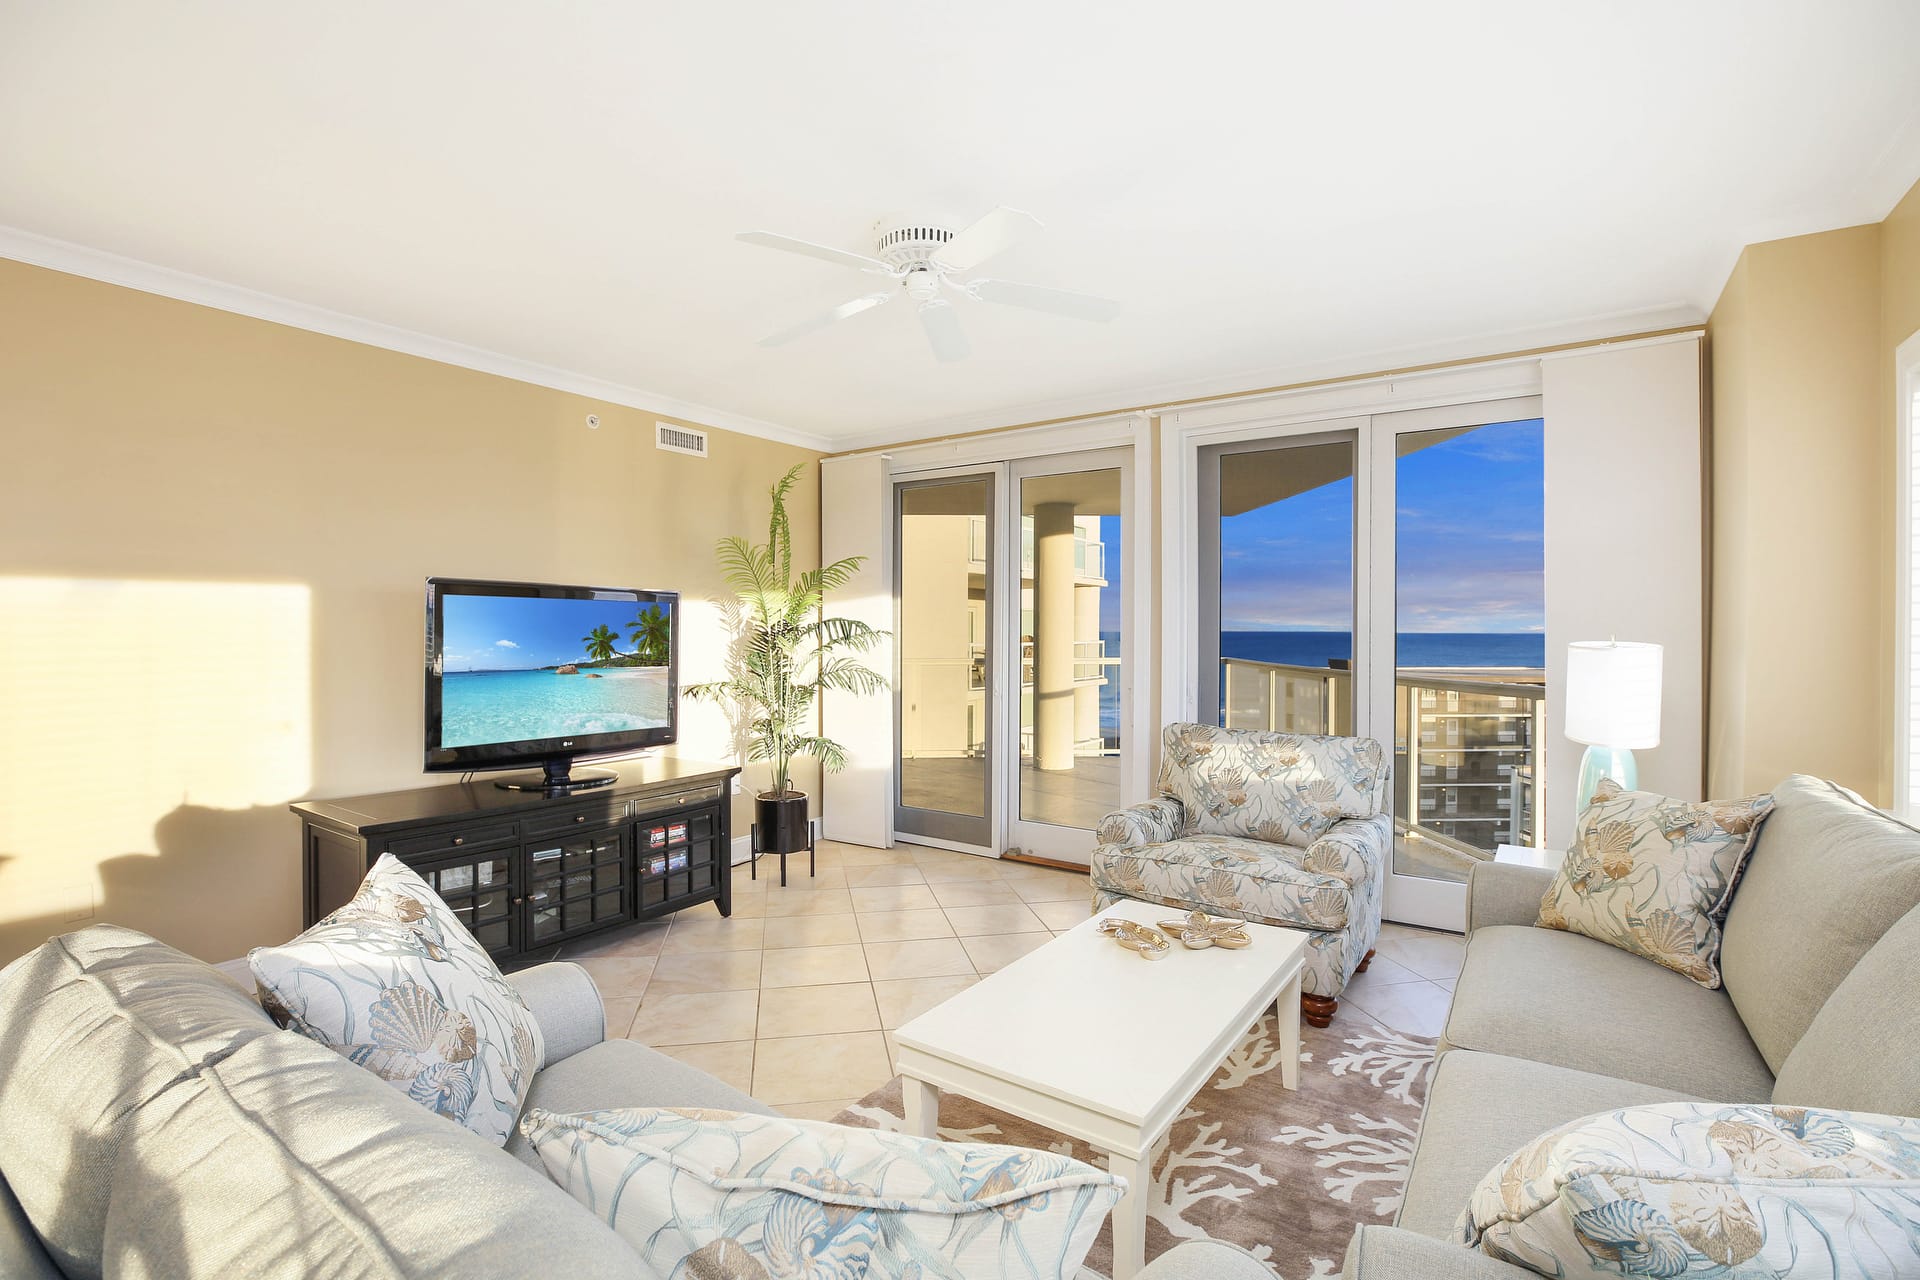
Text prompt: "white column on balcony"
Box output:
[[1033, 502, 1077, 771]]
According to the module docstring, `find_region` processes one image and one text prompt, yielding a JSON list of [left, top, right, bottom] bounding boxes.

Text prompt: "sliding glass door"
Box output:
[[891, 449, 1134, 864], [1195, 399, 1544, 928], [894, 474, 996, 848], [1004, 451, 1130, 864]]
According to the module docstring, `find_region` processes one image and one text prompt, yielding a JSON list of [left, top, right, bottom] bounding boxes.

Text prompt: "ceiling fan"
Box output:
[[737, 207, 1122, 362]]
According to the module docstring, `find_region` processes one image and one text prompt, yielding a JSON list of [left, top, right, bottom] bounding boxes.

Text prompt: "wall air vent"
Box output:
[[656, 422, 709, 458]]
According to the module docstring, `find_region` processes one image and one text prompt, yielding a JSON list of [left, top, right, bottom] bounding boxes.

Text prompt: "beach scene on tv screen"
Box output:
[[439, 594, 672, 749]]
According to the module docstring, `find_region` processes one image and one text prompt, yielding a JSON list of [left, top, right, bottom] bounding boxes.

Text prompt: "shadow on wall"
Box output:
[[0, 804, 301, 967], [0, 576, 315, 967]]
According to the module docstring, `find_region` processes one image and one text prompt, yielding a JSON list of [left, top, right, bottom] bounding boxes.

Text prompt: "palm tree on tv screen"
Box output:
[[628, 605, 671, 666], [582, 624, 621, 663]]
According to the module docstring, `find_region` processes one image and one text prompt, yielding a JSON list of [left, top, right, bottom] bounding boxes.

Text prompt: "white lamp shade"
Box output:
[[1564, 641, 1663, 748]]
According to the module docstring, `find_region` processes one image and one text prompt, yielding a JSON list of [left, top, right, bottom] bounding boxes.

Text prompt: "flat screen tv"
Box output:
[[425, 577, 679, 791]]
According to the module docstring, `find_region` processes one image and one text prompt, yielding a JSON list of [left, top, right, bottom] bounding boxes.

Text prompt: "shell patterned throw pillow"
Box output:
[[519, 1106, 1126, 1280], [1457, 1102, 1920, 1278], [249, 853, 544, 1146], [1537, 778, 1774, 987]]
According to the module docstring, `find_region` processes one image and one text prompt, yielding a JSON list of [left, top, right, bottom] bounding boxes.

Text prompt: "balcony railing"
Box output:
[[1219, 657, 1547, 860]]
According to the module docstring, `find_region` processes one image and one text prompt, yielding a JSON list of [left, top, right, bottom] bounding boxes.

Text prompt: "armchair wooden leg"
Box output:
[[1355, 949, 1375, 973], [1301, 993, 1338, 1027]]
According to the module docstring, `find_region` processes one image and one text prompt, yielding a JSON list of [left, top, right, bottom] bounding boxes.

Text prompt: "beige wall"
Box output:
[[0, 259, 820, 966], [1707, 176, 1920, 802]]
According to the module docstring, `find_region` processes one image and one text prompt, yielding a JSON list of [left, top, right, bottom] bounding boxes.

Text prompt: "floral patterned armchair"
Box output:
[[1090, 722, 1391, 1025]]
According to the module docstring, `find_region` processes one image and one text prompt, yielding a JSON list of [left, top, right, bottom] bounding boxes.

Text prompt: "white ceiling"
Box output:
[[3, 2, 1917, 449]]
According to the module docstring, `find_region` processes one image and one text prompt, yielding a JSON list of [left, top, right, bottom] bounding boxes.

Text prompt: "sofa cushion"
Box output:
[[1535, 779, 1774, 988], [97, 1016, 642, 1278], [0, 924, 640, 1280], [1772, 902, 1920, 1115], [503, 1036, 775, 1171], [250, 853, 545, 1146], [1441, 925, 1773, 1101], [0, 925, 280, 1278], [0, 1173, 61, 1280], [520, 1106, 1124, 1280], [1721, 775, 1920, 1072], [1157, 722, 1388, 845], [1456, 1102, 1920, 1278], [1397, 1051, 1699, 1241]]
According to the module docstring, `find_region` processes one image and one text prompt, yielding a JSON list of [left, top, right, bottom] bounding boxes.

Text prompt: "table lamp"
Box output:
[[1565, 640, 1662, 813]]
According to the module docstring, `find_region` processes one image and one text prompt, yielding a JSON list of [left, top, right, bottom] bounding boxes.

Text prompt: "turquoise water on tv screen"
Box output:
[[440, 668, 670, 749]]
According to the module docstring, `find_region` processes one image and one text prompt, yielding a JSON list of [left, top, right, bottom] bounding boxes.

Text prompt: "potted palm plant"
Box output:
[[688, 464, 886, 853]]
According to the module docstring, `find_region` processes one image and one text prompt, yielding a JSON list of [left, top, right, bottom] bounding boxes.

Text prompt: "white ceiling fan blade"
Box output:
[[758, 291, 895, 347], [967, 277, 1122, 323], [736, 230, 891, 274], [934, 206, 1041, 273], [918, 299, 970, 362]]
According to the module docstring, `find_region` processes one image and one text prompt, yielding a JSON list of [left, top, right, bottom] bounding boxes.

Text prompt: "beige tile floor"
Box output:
[[554, 839, 1465, 1118]]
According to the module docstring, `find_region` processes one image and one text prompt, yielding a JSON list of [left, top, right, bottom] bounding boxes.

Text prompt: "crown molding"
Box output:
[[0, 225, 831, 453], [829, 301, 1704, 452]]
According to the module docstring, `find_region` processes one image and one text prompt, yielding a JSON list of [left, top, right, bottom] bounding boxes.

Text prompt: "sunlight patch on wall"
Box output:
[[0, 577, 311, 925]]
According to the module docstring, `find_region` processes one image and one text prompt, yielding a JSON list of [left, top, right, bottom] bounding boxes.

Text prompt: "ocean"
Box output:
[[1095, 630, 1544, 739], [440, 667, 670, 749], [1218, 630, 1545, 670]]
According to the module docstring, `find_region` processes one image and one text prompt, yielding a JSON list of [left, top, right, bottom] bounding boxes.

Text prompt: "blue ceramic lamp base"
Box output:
[[1574, 745, 1638, 814]]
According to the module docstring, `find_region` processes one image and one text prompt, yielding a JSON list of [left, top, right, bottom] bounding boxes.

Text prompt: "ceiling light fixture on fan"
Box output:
[[737, 207, 1122, 362]]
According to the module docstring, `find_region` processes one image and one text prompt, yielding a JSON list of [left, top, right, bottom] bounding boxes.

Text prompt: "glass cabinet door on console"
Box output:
[[635, 806, 723, 913], [523, 828, 630, 946], [415, 850, 518, 957]]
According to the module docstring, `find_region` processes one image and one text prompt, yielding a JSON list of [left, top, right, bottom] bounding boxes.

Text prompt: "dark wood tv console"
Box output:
[[291, 757, 740, 968]]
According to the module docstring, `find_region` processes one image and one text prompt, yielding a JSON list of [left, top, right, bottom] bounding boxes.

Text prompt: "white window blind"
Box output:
[[1898, 336, 1920, 815]]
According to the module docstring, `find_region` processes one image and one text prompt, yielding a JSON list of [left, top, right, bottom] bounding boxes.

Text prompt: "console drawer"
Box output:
[[385, 822, 519, 859], [522, 801, 628, 838], [634, 785, 724, 817]]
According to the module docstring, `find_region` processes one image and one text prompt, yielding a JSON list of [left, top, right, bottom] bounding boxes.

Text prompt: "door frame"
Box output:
[[884, 416, 1154, 860], [891, 465, 1004, 854], [1161, 363, 1545, 930], [1001, 447, 1136, 865]]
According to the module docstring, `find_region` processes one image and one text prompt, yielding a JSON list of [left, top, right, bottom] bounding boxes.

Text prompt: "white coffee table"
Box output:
[[893, 898, 1307, 1280]]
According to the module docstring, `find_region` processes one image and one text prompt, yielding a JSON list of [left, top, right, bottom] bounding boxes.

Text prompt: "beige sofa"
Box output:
[[1339, 774, 1920, 1278], [0, 925, 1266, 1280]]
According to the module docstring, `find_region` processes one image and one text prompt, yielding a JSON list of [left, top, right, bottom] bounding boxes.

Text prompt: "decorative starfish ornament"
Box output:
[[1158, 909, 1253, 950], [1096, 917, 1171, 960]]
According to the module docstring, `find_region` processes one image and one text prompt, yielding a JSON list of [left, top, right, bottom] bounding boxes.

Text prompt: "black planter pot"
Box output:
[[754, 790, 811, 855]]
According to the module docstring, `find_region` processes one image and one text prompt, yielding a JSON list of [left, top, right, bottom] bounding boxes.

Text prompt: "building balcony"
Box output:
[[1222, 656, 1547, 883]]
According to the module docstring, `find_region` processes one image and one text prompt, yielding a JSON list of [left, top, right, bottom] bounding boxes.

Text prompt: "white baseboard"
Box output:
[[731, 834, 754, 865]]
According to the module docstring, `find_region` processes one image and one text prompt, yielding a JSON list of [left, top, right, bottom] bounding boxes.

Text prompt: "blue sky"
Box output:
[[441, 595, 674, 670], [1099, 514, 1122, 632], [1219, 418, 1544, 633]]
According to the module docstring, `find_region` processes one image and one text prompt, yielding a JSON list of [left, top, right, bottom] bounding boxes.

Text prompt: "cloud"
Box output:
[[495, 639, 519, 648]]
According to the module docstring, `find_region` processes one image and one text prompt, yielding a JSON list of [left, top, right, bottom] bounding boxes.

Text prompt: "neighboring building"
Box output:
[[1397, 672, 1544, 852]]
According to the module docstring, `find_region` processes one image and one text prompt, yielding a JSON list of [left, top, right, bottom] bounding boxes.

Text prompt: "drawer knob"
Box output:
[[574, 815, 587, 824], [452, 836, 465, 846]]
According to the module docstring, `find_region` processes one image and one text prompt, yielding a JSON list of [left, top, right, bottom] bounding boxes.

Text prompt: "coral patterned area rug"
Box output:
[[833, 1013, 1436, 1279]]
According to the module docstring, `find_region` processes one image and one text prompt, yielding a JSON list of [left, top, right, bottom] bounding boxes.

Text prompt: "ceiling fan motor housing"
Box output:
[[873, 221, 955, 272]]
